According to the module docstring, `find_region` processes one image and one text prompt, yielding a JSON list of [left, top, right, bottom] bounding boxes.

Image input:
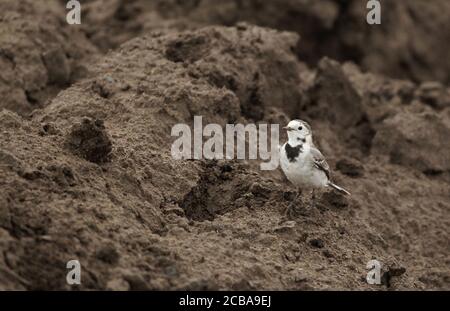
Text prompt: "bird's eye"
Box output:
[[298, 126, 303, 130]]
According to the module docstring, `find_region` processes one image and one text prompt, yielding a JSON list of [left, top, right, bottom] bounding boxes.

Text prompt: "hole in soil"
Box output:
[[179, 161, 257, 221]]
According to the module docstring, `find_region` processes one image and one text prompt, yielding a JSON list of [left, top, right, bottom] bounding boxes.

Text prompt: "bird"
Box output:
[[279, 119, 350, 216]]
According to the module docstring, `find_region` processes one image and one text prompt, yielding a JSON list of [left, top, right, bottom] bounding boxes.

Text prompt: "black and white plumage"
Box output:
[[280, 120, 350, 207]]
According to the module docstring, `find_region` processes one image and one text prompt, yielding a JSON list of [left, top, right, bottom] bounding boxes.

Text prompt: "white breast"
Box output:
[[280, 143, 328, 189]]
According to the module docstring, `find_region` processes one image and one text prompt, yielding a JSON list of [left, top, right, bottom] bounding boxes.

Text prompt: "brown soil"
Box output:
[[0, 0, 449, 290]]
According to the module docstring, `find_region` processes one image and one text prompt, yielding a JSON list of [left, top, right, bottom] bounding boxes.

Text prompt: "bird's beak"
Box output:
[[283, 126, 293, 131]]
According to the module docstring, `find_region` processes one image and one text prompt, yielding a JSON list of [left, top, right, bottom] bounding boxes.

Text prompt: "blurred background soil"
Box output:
[[0, 0, 449, 290]]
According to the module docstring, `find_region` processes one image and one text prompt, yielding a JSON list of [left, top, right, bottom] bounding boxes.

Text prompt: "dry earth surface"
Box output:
[[0, 0, 449, 290]]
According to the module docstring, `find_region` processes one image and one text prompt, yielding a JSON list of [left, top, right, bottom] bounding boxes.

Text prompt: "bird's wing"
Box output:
[[310, 147, 330, 180]]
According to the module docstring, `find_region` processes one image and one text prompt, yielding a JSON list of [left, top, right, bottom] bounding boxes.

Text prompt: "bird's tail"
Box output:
[[328, 182, 351, 196]]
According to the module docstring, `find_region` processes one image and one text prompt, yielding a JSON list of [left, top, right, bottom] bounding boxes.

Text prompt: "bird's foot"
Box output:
[[283, 202, 298, 220], [310, 190, 317, 209]]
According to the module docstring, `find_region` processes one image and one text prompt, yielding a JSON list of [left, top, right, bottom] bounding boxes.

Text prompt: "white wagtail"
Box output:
[[280, 119, 350, 215]]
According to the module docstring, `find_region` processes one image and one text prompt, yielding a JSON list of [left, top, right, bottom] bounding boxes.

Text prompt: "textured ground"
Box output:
[[0, 0, 449, 290]]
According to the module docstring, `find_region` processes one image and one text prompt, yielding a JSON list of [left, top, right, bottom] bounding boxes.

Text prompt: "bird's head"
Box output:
[[283, 119, 312, 146]]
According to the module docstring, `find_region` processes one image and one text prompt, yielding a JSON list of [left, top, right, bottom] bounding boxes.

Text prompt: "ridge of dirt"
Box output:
[[79, 0, 450, 84], [2, 0, 450, 116], [0, 0, 99, 116]]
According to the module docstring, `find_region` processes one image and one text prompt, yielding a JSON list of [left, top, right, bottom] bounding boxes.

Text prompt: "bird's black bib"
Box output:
[[285, 143, 302, 162]]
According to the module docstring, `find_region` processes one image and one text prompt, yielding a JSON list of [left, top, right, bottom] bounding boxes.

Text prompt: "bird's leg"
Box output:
[[293, 188, 301, 204], [285, 188, 302, 219], [311, 189, 316, 209]]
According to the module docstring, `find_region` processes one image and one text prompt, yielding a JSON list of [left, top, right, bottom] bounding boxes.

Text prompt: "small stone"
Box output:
[[309, 238, 324, 248], [381, 262, 406, 287], [220, 163, 233, 173], [96, 244, 120, 265], [322, 249, 334, 258], [123, 274, 150, 290], [249, 182, 269, 198]]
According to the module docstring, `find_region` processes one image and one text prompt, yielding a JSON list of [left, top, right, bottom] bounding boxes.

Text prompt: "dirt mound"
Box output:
[[373, 110, 450, 175], [0, 1, 449, 291], [79, 0, 450, 84], [3, 0, 449, 118], [0, 20, 449, 290], [0, 0, 98, 116]]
